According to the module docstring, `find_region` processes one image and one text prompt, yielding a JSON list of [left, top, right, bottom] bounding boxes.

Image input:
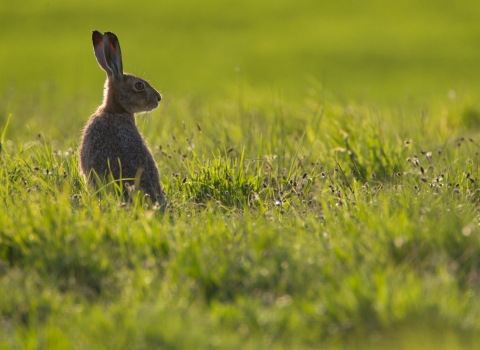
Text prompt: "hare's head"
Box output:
[[92, 30, 161, 114]]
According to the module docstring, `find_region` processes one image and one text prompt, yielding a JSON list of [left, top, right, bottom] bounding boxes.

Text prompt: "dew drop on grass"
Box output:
[[394, 236, 407, 248], [462, 226, 473, 237], [275, 294, 292, 308]]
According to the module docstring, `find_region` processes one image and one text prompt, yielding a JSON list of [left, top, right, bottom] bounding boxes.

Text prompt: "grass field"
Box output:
[[2, 0, 480, 349]]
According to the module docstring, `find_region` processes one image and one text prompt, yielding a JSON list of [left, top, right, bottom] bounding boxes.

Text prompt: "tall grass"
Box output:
[[2, 91, 480, 348]]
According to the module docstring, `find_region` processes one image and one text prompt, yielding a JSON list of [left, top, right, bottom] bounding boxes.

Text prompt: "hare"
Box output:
[[79, 30, 165, 205]]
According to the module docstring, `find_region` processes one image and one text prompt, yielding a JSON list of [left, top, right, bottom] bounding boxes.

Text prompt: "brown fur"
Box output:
[[79, 31, 165, 205]]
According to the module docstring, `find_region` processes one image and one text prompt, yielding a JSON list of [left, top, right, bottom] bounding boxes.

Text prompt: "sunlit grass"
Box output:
[[2, 90, 480, 348]]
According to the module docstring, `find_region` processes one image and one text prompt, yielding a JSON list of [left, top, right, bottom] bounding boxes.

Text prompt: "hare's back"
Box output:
[[81, 114, 150, 175]]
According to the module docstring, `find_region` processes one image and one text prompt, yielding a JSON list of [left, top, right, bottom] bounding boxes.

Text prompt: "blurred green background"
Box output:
[[1, 0, 480, 105]]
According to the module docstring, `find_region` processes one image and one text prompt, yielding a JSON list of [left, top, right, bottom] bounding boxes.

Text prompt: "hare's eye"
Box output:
[[134, 81, 145, 90]]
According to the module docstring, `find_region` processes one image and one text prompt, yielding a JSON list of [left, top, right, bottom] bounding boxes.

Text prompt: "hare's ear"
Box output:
[[103, 32, 123, 80], [92, 30, 108, 72]]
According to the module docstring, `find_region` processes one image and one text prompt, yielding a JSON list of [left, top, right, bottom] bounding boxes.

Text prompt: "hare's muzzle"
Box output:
[[149, 92, 161, 110]]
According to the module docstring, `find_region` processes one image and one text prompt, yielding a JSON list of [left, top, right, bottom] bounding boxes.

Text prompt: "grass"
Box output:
[[2, 95, 480, 349], [2, 0, 480, 349]]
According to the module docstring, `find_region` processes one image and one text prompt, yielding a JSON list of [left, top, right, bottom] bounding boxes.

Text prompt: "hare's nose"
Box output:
[[157, 93, 162, 102]]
